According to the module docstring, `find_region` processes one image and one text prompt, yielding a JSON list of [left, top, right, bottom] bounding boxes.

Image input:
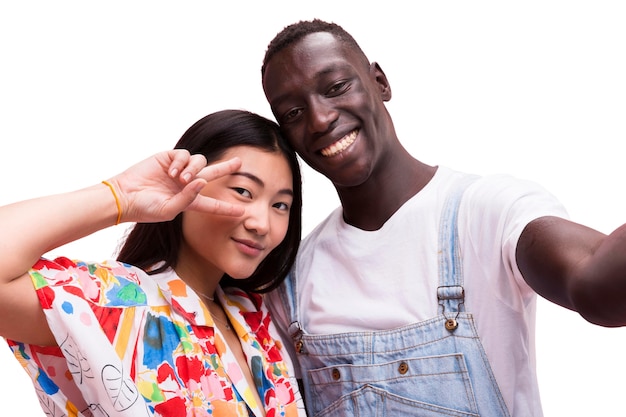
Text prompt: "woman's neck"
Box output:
[[174, 243, 222, 299]]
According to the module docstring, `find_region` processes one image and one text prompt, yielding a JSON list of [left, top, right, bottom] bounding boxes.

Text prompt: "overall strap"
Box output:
[[437, 175, 479, 331], [276, 269, 307, 353]]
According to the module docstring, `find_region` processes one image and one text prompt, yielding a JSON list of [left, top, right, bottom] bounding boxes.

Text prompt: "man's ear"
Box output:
[[370, 62, 392, 101]]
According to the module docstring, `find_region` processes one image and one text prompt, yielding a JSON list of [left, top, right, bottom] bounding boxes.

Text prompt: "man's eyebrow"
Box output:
[[268, 63, 350, 108], [316, 64, 345, 78], [232, 172, 293, 196]]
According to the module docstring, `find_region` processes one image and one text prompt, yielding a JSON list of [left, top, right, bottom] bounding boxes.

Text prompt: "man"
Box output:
[[261, 19, 625, 416]]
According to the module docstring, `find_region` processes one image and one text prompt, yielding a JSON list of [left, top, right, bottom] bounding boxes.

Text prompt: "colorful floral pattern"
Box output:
[[7, 257, 304, 417]]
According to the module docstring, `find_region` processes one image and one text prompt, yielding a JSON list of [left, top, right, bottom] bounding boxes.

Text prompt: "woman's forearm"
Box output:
[[0, 150, 242, 345], [0, 182, 118, 284]]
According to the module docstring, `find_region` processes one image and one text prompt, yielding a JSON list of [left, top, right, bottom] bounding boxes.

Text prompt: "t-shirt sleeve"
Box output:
[[462, 175, 569, 299]]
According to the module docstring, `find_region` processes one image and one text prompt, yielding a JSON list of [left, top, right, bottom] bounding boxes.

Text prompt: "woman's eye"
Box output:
[[273, 202, 290, 211], [233, 187, 252, 198]]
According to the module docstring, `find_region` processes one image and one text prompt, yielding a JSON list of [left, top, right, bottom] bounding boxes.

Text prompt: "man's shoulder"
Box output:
[[300, 207, 343, 242]]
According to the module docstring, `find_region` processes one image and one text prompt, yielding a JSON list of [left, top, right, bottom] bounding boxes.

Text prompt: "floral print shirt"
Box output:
[[7, 257, 305, 417]]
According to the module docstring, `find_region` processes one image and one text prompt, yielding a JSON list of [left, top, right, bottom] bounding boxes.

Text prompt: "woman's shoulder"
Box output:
[[31, 256, 154, 307]]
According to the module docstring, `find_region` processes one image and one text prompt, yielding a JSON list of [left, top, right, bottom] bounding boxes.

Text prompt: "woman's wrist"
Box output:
[[101, 180, 123, 225]]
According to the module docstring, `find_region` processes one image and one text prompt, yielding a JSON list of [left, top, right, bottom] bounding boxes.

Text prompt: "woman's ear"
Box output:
[[370, 62, 392, 101]]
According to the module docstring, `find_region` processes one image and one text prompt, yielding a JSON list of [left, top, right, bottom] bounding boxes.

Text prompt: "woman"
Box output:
[[0, 110, 305, 417]]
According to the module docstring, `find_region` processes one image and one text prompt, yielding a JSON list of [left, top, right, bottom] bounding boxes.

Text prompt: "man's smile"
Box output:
[[320, 129, 358, 157]]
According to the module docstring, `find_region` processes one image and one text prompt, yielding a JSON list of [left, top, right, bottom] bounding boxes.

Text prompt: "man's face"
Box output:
[[262, 32, 392, 188]]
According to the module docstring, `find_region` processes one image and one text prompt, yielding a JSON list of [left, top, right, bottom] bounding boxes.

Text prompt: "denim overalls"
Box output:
[[277, 176, 511, 416]]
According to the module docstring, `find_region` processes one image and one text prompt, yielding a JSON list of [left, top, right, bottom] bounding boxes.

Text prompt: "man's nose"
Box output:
[[307, 97, 338, 135]]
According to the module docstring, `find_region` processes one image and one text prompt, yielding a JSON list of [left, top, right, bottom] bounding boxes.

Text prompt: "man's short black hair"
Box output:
[[261, 18, 368, 76]]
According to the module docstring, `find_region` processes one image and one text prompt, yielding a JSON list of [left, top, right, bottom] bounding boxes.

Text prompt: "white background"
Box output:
[[1, 1, 625, 416]]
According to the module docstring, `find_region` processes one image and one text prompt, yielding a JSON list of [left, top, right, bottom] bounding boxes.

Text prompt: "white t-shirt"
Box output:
[[268, 166, 569, 417]]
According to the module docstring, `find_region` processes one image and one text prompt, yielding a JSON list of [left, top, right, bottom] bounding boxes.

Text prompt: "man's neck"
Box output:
[[337, 156, 437, 231]]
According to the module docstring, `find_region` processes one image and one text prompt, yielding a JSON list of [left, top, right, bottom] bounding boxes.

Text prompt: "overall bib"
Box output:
[[277, 177, 511, 417]]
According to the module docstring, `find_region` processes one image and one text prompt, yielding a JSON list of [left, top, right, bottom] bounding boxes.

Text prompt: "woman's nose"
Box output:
[[243, 205, 270, 235]]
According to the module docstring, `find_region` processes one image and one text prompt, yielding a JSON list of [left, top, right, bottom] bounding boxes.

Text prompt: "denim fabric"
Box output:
[[281, 176, 510, 416]]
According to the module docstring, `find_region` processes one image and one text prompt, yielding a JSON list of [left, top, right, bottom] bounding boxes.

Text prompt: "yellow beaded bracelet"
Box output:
[[102, 180, 122, 225]]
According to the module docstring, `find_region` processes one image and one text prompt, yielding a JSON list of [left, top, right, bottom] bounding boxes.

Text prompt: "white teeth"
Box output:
[[320, 130, 357, 157]]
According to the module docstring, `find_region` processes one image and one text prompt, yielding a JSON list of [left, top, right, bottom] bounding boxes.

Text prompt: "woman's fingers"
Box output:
[[169, 155, 244, 217], [190, 192, 245, 217], [167, 151, 241, 186], [175, 178, 244, 217], [196, 157, 242, 183], [118, 151, 245, 222], [165, 150, 205, 182]]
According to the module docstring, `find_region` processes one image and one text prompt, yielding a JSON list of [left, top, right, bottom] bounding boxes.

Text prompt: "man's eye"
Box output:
[[233, 187, 252, 198], [327, 81, 348, 95], [283, 108, 302, 122]]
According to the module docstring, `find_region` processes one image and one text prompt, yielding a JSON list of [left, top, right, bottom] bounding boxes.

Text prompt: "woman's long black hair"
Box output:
[[117, 109, 302, 293]]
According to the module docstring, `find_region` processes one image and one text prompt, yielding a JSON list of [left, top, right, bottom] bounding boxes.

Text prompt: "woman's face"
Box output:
[[180, 145, 294, 281]]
